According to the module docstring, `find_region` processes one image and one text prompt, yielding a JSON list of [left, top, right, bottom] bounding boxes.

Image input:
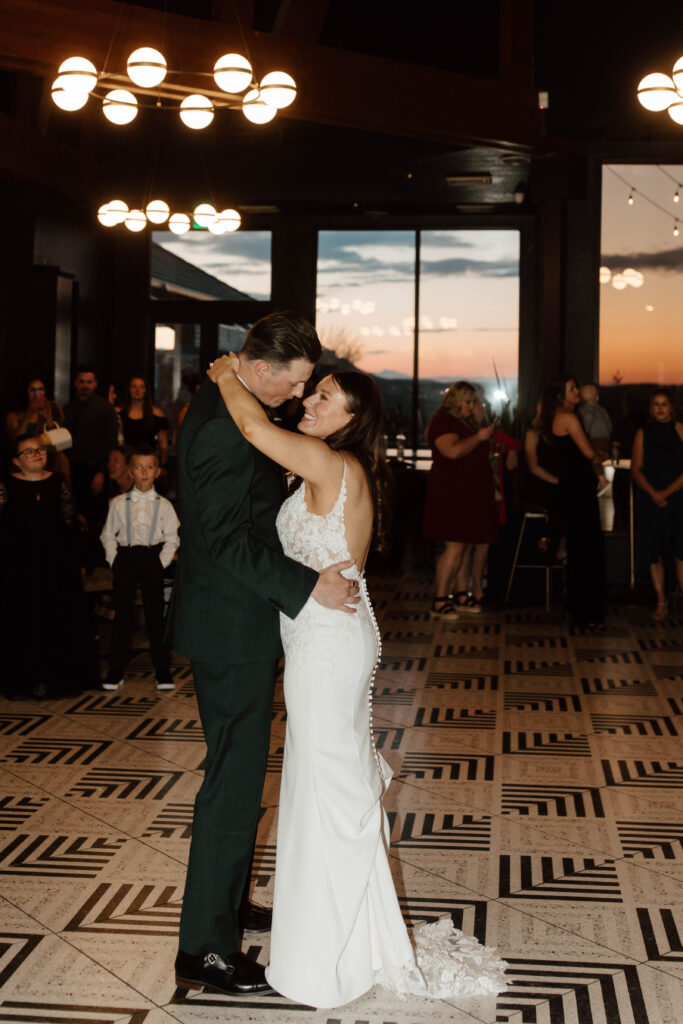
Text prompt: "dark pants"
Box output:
[[110, 544, 169, 677], [179, 658, 277, 956]]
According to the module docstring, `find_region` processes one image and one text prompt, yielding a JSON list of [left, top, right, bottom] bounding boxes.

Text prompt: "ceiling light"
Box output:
[[259, 71, 297, 109], [103, 89, 138, 125], [179, 95, 214, 129], [127, 47, 167, 88], [213, 53, 253, 93], [242, 88, 277, 124]]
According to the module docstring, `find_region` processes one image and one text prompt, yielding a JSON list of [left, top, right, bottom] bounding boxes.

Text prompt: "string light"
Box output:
[[607, 166, 683, 240], [657, 165, 683, 204]]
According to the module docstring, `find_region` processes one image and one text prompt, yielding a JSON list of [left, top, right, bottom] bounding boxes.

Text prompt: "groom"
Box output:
[[168, 312, 358, 995]]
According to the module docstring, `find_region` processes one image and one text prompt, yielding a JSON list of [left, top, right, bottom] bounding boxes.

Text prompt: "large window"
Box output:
[[600, 164, 683, 403], [316, 229, 520, 451]]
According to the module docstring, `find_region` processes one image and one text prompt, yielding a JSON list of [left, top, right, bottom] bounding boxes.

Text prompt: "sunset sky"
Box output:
[[156, 227, 520, 389], [600, 164, 683, 385]]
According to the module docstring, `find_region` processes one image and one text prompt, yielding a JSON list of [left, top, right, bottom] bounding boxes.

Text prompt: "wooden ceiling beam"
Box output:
[[1, 0, 540, 149], [271, 0, 332, 42]]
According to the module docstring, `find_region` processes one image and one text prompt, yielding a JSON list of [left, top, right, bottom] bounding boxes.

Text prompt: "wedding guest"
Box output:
[[106, 445, 135, 498], [6, 377, 70, 477], [64, 365, 119, 511], [631, 388, 683, 621], [539, 375, 606, 631], [422, 380, 497, 617], [100, 444, 179, 691], [578, 383, 612, 462], [120, 376, 169, 474], [0, 434, 91, 699]]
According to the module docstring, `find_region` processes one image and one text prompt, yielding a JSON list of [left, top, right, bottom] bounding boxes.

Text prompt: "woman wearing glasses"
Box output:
[[5, 378, 69, 478], [0, 435, 90, 700]]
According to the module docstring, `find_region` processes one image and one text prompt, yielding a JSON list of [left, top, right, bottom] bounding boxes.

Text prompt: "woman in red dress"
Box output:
[[423, 381, 498, 617]]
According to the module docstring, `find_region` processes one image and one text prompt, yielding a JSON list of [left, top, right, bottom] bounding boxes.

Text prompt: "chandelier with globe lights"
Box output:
[[51, 48, 297, 128], [96, 199, 242, 235], [637, 57, 683, 124]]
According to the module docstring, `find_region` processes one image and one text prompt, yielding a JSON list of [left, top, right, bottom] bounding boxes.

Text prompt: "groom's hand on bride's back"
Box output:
[[311, 560, 360, 614]]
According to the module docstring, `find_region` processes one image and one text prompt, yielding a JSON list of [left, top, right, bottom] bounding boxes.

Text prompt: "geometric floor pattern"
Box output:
[[1, 570, 682, 1023]]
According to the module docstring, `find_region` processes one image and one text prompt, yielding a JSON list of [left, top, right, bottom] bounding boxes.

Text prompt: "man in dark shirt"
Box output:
[[64, 365, 119, 559]]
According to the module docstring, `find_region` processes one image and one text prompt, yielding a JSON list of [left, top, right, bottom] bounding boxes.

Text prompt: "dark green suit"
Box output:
[[167, 379, 316, 955]]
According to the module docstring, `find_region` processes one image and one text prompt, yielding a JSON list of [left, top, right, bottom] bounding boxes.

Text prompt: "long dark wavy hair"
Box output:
[[315, 370, 392, 553], [121, 375, 154, 427], [538, 374, 575, 442]]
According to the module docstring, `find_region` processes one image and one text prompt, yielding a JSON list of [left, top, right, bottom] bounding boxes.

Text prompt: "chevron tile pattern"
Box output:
[[0, 568, 682, 1022]]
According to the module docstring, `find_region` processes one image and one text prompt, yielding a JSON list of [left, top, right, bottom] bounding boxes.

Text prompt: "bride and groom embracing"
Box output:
[[167, 312, 507, 1009]]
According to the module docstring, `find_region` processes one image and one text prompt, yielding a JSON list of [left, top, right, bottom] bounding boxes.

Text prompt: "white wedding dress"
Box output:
[[265, 462, 508, 1009]]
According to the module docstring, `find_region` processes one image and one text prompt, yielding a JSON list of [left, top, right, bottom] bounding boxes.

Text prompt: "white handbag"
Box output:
[[44, 426, 73, 451]]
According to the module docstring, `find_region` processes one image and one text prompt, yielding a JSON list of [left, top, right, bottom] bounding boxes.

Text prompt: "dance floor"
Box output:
[[1, 572, 682, 1024]]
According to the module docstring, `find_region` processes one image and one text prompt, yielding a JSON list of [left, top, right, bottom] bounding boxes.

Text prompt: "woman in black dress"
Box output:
[[120, 376, 169, 470], [0, 434, 92, 699], [539, 376, 606, 630], [631, 389, 683, 621]]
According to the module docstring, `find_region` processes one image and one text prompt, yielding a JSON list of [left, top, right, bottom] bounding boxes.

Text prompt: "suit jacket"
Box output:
[[167, 379, 317, 664]]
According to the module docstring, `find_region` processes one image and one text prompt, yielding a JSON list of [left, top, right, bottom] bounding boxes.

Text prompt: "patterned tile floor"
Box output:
[[1, 572, 683, 1024]]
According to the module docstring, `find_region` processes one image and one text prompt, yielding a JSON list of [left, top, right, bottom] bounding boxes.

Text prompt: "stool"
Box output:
[[504, 511, 558, 611]]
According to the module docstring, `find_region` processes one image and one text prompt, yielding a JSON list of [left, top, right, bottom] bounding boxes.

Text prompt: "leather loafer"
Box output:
[[238, 901, 273, 932], [175, 949, 271, 994]]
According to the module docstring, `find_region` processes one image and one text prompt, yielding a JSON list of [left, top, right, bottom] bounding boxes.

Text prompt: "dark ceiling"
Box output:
[[2, 0, 683, 218]]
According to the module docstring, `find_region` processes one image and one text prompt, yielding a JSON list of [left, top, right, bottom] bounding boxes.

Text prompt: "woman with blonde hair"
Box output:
[[422, 380, 498, 616]]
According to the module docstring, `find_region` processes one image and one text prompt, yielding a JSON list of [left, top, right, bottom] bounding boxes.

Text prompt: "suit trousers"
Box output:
[[179, 657, 277, 956], [110, 545, 168, 677]]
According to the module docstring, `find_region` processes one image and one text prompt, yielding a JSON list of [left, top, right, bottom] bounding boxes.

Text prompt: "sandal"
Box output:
[[453, 590, 483, 614], [653, 600, 668, 622], [430, 596, 460, 619]]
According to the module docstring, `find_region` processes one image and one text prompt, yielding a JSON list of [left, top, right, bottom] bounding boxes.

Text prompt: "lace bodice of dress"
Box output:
[[276, 460, 354, 574]]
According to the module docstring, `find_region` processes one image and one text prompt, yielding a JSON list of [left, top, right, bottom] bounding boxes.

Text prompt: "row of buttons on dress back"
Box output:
[[360, 575, 385, 782]]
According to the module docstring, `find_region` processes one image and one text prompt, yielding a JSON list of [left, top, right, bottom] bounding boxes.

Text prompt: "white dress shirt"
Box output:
[[100, 487, 180, 568]]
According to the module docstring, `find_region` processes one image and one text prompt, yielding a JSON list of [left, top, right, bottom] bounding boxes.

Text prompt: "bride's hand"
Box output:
[[208, 353, 239, 384]]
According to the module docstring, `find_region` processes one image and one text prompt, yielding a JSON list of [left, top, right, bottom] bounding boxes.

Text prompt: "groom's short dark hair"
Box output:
[[241, 311, 321, 368]]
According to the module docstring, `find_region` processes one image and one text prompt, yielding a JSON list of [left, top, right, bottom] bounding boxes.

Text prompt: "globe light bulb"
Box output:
[[212, 208, 241, 233], [675, 191, 680, 203], [628, 193, 634, 205], [668, 99, 683, 125], [193, 203, 217, 228], [127, 47, 167, 88], [107, 199, 129, 224], [213, 53, 253, 93], [242, 88, 277, 124], [622, 268, 644, 288], [675, 224, 680, 237], [169, 213, 191, 234], [637, 72, 676, 111], [611, 274, 627, 290], [51, 76, 89, 111], [179, 94, 214, 129], [259, 71, 296, 109], [673, 56, 683, 93], [97, 203, 117, 227], [599, 266, 612, 284], [103, 89, 138, 125], [57, 56, 98, 94], [125, 209, 147, 232], [146, 199, 170, 224]]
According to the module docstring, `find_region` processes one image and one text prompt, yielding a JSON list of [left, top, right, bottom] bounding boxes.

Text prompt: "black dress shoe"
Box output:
[[175, 949, 271, 994], [238, 901, 273, 932]]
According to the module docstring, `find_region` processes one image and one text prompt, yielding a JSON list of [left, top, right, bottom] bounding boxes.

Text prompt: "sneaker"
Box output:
[[102, 676, 124, 691], [156, 675, 175, 692]]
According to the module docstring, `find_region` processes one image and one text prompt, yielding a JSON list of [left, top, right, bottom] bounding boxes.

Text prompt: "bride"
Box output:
[[207, 355, 507, 1009]]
